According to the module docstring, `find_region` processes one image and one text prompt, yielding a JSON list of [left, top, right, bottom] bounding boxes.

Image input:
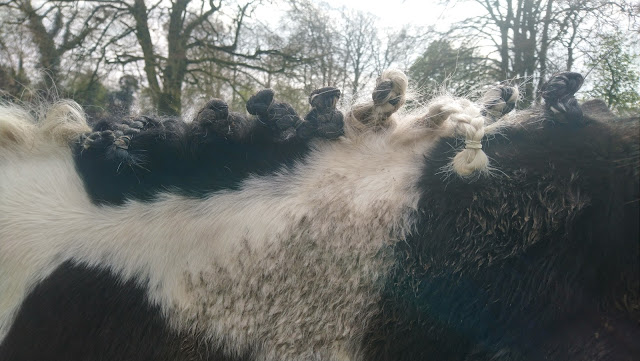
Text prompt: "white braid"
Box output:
[[341, 69, 491, 177], [384, 94, 491, 177], [450, 110, 489, 176], [407, 96, 490, 176], [419, 97, 464, 128], [464, 140, 482, 149]]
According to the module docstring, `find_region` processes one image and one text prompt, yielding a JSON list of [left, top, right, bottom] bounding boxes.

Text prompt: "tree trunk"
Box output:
[[536, 0, 554, 103], [19, 0, 60, 89], [132, 0, 162, 109]]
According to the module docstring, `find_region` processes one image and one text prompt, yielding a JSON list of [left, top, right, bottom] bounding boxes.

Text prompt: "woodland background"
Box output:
[[0, 0, 638, 120]]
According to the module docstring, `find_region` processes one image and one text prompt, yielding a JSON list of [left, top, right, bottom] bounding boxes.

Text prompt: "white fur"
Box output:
[[451, 111, 489, 176], [0, 105, 36, 150], [0, 79, 512, 357], [0, 101, 89, 152], [0, 102, 440, 360]]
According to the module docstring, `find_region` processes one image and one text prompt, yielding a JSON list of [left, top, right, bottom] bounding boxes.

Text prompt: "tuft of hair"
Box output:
[[414, 95, 490, 177], [450, 109, 489, 177], [373, 69, 409, 114], [0, 100, 89, 152], [0, 104, 36, 150], [480, 85, 520, 120], [345, 69, 410, 135], [39, 101, 90, 144], [416, 95, 470, 129], [344, 72, 493, 177]]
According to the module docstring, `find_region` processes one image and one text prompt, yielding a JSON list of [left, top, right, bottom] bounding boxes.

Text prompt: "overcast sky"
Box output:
[[259, 0, 483, 33], [320, 0, 482, 30]]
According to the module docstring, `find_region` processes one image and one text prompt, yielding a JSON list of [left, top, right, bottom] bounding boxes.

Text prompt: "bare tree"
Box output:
[[0, 6, 31, 98], [374, 27, 422, 73], [0, 0, 112, 90], [452, 0, 637, 104], [341, 10, 423, 98], [341, 9, 377, 97], [268, 2, 421, 105], [94, 0, 300, 115], [280, 1, 346, 92], [0, 0, 422, 112]]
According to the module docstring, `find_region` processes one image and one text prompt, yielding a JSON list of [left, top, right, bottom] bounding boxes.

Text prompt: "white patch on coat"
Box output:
[[0, 103, 443, 360]]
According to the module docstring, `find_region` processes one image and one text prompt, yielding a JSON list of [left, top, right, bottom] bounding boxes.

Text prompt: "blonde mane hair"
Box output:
[[0, 100, 89, 153]]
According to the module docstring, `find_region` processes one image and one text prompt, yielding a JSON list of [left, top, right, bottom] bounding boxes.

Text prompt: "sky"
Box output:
[[320, 0, 482, 30], [259, 0, 483, 34], [256, 0, 486, 70]]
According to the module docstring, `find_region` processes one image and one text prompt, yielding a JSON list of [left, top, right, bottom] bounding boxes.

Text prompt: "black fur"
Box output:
[[297, 87, 344, 140], [0, 261, 250, 361], [361, 74, 640, 360], [73, 87, 344, 205], [540, 72, 585, 125], [4, 74, 637, 360]]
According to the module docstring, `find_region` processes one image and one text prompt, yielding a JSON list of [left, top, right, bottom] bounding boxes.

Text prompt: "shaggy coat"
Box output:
[[0, 73, 638, 361]]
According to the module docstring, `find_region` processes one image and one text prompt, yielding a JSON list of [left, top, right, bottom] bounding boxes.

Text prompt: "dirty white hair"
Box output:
[[344, 69, 409, 135], [340, 69, 494, 177], [480, 86, 520, 120], [0, 100, 89, 152]]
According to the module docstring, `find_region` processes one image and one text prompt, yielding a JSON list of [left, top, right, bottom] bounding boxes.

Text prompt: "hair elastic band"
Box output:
[[465, 140, 482, 149]]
